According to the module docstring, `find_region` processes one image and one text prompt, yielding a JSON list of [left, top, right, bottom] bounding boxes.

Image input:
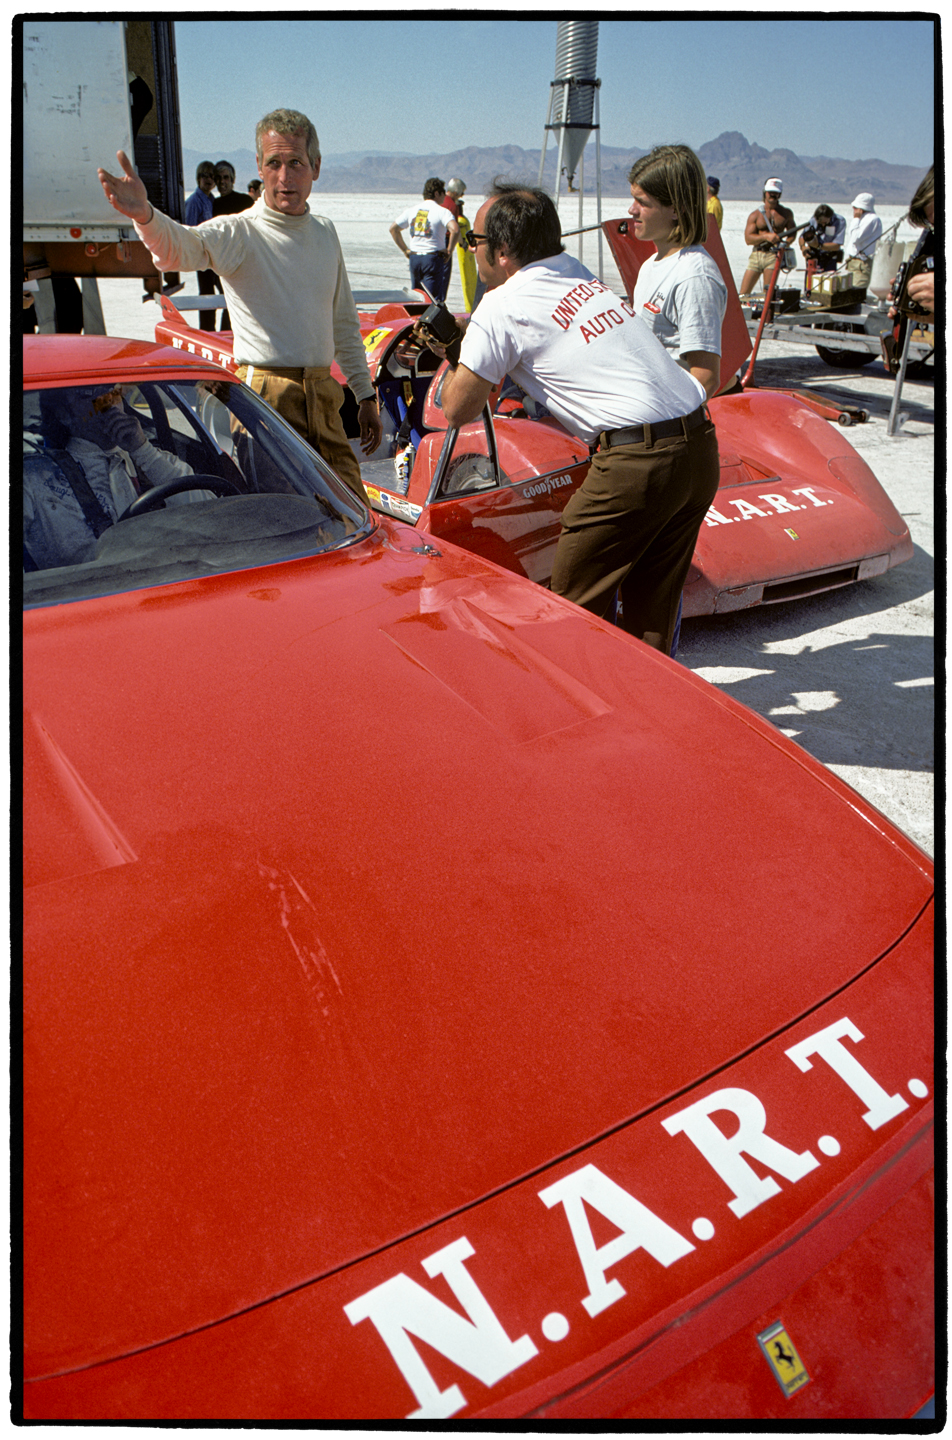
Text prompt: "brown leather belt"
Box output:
[[599, 405, 710, 451]]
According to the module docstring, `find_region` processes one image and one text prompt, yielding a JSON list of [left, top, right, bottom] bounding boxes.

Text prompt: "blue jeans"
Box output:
[[409, 251, 451, 302]]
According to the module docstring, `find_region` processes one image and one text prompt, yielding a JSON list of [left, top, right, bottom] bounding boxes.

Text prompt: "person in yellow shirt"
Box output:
[[706, 175, 723, 230], [446, 178, 478, 312]]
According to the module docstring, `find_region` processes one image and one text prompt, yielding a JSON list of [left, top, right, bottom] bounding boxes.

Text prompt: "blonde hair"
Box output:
[[255, 109, 320, 166], [627, 144, 709, 248]]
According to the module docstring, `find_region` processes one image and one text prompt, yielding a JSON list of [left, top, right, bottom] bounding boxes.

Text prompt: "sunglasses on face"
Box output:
[[464, 231, 489, 251]]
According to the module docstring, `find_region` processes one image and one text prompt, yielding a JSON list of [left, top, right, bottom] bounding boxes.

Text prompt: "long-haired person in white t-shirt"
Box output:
[[626, 145, 727, 655], [627, 145, 727, 401]]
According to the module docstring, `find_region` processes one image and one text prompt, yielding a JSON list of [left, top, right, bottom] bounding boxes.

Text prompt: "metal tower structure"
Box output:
[[538, 20, 603, 278]]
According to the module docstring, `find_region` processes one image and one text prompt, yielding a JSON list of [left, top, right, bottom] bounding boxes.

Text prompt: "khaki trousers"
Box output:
[[235, 363, 366, 500], [845, 256, 873, 287], [550, 417, 720, 655]]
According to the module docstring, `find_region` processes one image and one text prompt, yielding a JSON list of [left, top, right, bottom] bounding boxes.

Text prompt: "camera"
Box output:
[[890, 225, 934, 320], [419, 300, 461, 347], [891, 255, 934, 317], [418, 299, 463, 366]]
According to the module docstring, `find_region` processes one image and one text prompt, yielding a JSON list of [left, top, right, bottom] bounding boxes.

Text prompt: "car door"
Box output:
[[414, 378, 590, 585]]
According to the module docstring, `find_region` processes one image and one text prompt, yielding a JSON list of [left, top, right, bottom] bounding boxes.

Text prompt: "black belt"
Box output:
[[599, 405, 710, 451]]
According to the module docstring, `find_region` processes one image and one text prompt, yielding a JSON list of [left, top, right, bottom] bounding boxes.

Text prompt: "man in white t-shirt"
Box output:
[[431, 183, 719, 655], [389, 178, 459, 302]]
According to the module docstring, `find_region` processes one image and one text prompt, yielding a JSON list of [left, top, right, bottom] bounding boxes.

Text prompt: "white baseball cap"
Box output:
[[851, 192, 875, 211], [764, 177, 783, 194]]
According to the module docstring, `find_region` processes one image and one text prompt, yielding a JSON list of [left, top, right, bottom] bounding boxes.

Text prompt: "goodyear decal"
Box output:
[[522, 472, 575, 501], [757, 1321, 811, 1398], [705, 486, 830, 527], [363, 328, 392, 353], [343, 1015, 926, 1417]]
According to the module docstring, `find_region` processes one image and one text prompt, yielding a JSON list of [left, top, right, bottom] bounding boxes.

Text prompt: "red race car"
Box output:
[[152, 230, 913, 619], [22, 336, 933, 1420]]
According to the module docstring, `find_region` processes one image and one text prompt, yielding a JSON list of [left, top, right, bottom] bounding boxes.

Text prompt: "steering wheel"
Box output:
[[117, 475, 240, 521]]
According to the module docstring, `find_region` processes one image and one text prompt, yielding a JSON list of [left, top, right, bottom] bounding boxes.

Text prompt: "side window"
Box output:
[[23, 391, 43, 453], [120, 383, 209, 471]]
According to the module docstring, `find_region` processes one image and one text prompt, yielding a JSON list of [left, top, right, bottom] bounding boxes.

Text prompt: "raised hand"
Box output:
[[96, 394, 146, 453], [98, 150, 152, 224]]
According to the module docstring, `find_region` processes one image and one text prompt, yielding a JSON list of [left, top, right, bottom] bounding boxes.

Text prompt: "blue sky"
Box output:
[[174, 17, 935, 168]]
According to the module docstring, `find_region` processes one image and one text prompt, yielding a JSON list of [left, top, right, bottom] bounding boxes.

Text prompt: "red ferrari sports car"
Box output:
[[21, 336, 933, 1420], [152, 232, 913, 620]]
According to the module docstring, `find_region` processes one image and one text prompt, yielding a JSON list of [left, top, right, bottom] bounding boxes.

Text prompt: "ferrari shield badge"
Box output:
[[757, 1320, 811, 1398]]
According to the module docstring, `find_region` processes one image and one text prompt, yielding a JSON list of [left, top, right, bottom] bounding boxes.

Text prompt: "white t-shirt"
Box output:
[[392, 200, 455, 255], [845, 211, 883, 260], [632, 246, 727, 362], [460, 253, 705, 446]]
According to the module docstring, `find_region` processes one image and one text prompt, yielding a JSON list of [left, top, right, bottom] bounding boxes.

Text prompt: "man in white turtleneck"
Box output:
[[98, 108, 381, 500]]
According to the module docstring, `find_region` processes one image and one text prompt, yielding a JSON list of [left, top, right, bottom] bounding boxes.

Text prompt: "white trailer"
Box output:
[[22, 18, 185, 332]]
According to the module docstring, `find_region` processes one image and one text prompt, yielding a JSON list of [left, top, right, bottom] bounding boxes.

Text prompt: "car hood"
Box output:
[[23, 520, 932, 1377]]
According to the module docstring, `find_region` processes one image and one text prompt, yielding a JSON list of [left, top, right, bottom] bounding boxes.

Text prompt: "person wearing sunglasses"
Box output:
[[431, 181, 718, 658]]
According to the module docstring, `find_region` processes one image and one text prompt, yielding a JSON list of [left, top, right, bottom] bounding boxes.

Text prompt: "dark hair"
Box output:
[[627, 144, 708, 247], [814, 204, 834, 221], [423, 177, 445, 201], [909, 165, 934, 228], [485, 180, 563, 265]]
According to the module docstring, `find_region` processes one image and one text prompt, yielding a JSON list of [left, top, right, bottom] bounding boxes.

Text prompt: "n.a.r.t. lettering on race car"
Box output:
[[343, 1016, 929, 1419]]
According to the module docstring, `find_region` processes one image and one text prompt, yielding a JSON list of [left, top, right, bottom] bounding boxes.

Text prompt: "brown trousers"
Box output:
[[235, 363, 366, 500], [550, 417, 720, 655]]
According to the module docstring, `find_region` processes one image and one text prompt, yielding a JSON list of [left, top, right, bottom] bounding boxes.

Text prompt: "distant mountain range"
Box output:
[[183, 132, 926, 204]]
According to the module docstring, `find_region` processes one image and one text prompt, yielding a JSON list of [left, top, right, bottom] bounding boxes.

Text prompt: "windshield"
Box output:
[[22, 376, 371, 607]]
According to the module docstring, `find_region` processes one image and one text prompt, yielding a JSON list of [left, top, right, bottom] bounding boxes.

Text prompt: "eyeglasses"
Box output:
[[464, 231, 489, 251]]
